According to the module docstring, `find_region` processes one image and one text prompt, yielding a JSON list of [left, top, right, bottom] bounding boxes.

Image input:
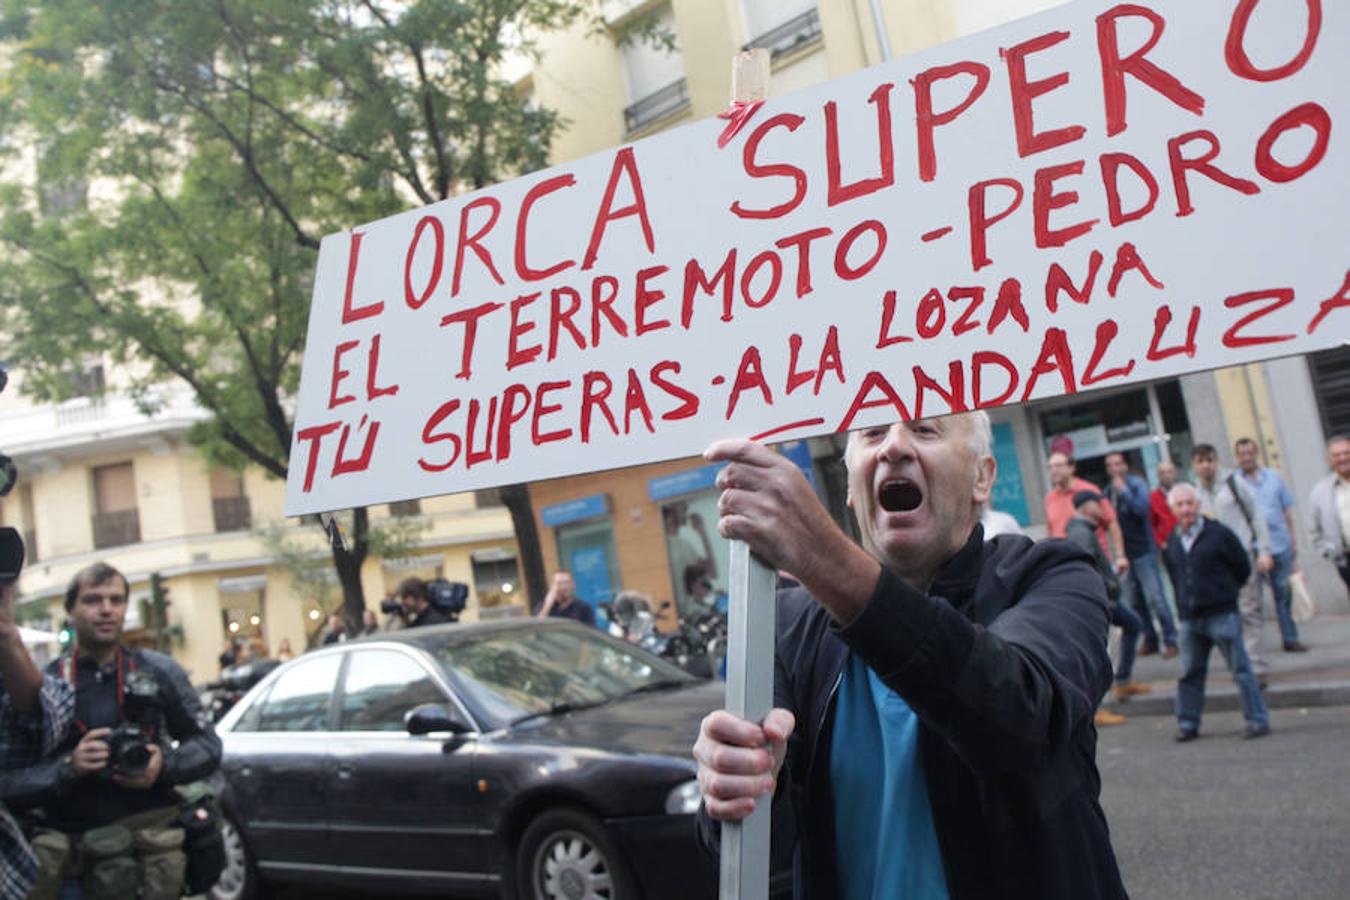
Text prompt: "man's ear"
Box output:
[[973, 455, 996, 506]]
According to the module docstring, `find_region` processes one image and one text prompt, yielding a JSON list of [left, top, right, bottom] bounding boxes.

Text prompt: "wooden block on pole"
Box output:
[[731, 48, 771, 104]]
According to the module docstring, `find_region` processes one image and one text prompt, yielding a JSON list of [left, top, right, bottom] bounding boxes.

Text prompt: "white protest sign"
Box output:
[[285, 0, 1349, 515]]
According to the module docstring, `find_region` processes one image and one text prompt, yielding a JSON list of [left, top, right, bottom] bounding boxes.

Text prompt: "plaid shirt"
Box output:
[[0, 674, 74, 899]]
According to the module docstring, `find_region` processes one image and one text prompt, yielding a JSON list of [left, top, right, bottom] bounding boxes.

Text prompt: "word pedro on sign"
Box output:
[[286, 0, 1348, 515]]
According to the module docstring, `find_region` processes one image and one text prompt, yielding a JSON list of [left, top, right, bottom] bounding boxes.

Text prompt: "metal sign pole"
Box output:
[[719, 50, 775, 900], [720, 539, 777, 900]]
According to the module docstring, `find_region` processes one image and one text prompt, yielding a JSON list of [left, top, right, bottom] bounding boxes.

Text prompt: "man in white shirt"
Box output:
[[1308, 435, 1350, 593]]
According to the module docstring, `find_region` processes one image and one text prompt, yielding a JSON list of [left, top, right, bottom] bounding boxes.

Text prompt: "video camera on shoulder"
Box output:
[[426, 579, 468, 618], [105, 670, 163, 776], [378, 595, 402, 616]]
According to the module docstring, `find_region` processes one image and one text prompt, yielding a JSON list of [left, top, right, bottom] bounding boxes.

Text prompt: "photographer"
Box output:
[[388, 577, 456, 629], [0, 528, 75, 898], [22, 562, 221, 900]]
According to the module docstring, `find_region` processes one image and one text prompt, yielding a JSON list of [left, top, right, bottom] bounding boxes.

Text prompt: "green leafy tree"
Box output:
[[0, 0, 634, 629]]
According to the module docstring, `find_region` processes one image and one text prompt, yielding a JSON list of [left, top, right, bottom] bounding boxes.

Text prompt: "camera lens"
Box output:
[[118, 743, 151, 773]]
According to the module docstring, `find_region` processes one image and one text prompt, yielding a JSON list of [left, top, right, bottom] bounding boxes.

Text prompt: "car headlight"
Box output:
[[665, 779, 702, 815]]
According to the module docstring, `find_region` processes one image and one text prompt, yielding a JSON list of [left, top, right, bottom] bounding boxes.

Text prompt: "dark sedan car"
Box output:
[[208, 619, 722, 900]]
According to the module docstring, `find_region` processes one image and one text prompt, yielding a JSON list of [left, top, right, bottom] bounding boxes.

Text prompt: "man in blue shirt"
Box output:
[[1103, 452, 1178, 666], [693, 412, 1125, 899], [1235, 438, 1306, 652]]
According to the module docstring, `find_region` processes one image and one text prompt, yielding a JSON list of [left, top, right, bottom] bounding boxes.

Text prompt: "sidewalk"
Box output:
[[1104, 613, 1350, 717]]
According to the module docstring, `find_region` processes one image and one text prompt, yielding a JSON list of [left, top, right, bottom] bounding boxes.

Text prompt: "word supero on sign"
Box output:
[[285, 0, 1347, 515]]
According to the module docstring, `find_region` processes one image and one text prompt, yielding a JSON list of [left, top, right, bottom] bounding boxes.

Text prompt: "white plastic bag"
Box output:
[[1290, 571, 1317, 623]]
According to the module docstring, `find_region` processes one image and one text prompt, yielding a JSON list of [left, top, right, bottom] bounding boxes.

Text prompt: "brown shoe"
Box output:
[[1137, 645, 1159, 657], [1113, 682, 1153, 702], [1283, 642, 1309, 653], [1095, 708, 1127, 727], [1161, 645, 1179, 659]]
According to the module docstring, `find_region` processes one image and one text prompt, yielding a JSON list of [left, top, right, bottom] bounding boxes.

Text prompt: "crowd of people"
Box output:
[[1036, 434, 1348, 739]]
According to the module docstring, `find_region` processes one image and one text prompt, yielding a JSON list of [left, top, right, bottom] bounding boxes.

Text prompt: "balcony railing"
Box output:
[[92, 509, 141, 549], [212, 496, 253, 532], [744, 8, 823, 61], [623, 78, 690, 134]]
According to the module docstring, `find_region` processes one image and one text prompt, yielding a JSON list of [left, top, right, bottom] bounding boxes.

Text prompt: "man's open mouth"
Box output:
[[878, 479, 923, 513]]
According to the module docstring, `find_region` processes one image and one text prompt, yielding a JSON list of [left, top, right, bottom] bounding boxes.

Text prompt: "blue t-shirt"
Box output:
[[1241, 468, 1296, 555], [831, 653, 950, 900]]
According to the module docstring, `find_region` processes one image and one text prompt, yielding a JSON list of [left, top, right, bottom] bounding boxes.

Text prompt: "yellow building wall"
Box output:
[[1212, 364, 1287, 470]]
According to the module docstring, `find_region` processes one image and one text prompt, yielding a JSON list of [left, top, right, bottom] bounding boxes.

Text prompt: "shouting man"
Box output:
[[693, 412, 1125, 899]]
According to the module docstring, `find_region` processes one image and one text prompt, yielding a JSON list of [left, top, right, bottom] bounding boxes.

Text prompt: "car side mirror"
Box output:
[[404, 703, 471, 736]]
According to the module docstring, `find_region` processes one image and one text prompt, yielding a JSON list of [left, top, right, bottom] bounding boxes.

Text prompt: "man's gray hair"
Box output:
[[1167, 482, 1198, 506], [967, 410, 993, 458]]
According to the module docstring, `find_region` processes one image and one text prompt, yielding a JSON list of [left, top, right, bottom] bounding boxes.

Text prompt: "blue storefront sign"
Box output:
[[647, 441, 816, 502], [540, 494, 609, 527], [991, 422, 1031, 526]]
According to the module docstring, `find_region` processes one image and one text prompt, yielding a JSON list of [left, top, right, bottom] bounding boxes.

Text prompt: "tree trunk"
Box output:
[[329, 506, 370, 635], [500, 482, 547, 612]]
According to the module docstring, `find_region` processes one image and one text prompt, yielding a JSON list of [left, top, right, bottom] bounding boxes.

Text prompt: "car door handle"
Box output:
[[335, 764, 354, 780]]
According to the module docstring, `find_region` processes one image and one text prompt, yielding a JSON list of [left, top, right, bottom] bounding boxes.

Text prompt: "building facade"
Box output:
[[0, 373, 522, 681], [518, 0, 1350, 620]]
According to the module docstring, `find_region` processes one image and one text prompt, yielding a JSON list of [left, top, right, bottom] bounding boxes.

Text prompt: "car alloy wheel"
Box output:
[[535, 828, 612, 900], [210, 817, 258, 900], [518, 809, 637, 900]]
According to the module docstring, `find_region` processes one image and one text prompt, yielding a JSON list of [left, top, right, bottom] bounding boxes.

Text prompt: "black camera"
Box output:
[[105, 670, 162, 775], [105, 724, 153, 774], [0, 527, 23, 587], [379, 596, 402, 615]]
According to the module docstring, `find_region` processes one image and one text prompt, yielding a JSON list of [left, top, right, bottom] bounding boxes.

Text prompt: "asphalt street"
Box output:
[[278, 705, 1350, 900], [1099, 706, 1350, 900]]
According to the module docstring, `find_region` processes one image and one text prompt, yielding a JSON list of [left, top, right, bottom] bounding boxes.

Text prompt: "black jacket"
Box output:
[[409, 604, 456, 628], [698, 528, 1127, 900], [3, 647, 221, 831], [1065, 515, 1121, 603], [1163, 519, 1252, 620]]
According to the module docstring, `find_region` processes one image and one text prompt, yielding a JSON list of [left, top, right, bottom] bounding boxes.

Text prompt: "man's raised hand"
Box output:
[[693, 708, 795, 821]]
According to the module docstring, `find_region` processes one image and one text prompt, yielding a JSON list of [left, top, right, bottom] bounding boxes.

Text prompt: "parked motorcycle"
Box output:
[[198, 657, 280, 723], [601, 591, 727, 679]]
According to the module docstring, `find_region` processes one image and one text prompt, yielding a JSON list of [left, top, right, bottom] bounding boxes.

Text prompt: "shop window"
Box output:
[[472, 551, 521, 612], [661, 493, 731, 619], [1039, 382, 1191, 486], [556, 518, 622, 611]]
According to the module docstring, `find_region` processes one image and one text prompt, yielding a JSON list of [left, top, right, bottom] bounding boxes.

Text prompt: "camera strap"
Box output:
[[60, 645, 136, 735]]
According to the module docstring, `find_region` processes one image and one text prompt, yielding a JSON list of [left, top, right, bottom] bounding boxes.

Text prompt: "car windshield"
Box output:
[[436, 624, 694, 729]]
